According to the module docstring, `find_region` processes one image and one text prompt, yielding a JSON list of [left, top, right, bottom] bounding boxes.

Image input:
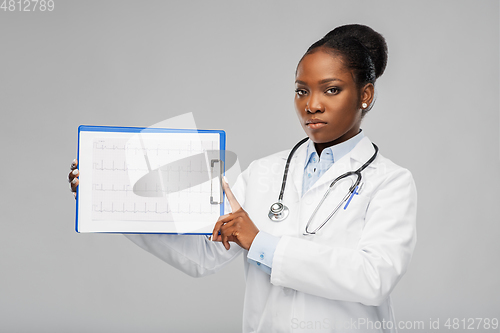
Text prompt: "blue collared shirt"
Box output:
[[302, 131, 364, 196], [247, 131, 365, 275]]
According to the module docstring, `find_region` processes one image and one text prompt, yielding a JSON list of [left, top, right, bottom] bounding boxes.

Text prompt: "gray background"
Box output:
[[1, 0, 499, 332]]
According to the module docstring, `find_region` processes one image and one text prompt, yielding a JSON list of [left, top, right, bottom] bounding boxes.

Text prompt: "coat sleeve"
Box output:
[[124, 233, 242, 278], [124, 162, 252, 278], [270, 168, 417, 306]]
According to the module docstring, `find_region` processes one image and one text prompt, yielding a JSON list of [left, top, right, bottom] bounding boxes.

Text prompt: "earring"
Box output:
[[362, 103, 368, 109]]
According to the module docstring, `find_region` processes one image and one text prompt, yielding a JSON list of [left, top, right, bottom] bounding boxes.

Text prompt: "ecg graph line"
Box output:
[[93, 141, 200, 155], [92, 159, 208, 173], [92, 201, 208, 214]]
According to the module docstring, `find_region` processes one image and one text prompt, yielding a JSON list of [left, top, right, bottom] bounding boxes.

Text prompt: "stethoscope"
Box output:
[[268, 137, 379, 235]]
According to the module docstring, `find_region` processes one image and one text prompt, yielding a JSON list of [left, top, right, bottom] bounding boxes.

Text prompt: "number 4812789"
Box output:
[[1, 0, 55, 11]]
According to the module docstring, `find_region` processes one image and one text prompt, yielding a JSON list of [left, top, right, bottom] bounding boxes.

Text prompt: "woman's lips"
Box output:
[[307, 122, 327, 129], [306, 119, 327, 129]]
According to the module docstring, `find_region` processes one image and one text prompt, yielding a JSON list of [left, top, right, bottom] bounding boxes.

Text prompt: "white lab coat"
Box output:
[[125, 136, 417, 333]]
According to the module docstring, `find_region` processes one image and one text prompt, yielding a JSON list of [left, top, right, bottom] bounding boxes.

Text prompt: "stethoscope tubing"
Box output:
[[304, 171, 362, 235], [278, 137, 309, 202], [269, 138, 379, 235]]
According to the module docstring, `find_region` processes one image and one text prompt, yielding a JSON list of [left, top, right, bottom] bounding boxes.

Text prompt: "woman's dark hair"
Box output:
[[301, 24, 388, 113]]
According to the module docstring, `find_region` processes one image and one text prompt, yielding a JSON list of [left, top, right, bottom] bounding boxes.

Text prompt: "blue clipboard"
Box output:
[[76, 125, 226, 234]]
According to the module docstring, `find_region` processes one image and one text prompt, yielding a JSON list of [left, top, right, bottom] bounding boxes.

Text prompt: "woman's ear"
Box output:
[[361, 83, 375, 108]]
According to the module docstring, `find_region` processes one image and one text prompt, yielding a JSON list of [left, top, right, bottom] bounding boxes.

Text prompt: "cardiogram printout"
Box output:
[[76, 125, 226, 234]]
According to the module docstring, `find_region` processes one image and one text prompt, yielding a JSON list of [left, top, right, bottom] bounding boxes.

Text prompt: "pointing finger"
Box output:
[[222, 177, 241, 212]]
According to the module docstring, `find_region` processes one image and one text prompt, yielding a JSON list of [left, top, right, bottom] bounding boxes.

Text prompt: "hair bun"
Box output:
[[323, 24, 388, 78]]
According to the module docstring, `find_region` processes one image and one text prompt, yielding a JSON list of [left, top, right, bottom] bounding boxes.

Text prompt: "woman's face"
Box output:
[[295, 49, 368, 151]]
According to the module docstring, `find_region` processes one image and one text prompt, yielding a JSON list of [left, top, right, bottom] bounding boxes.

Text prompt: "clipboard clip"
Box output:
[[210, 159, 224, 204]]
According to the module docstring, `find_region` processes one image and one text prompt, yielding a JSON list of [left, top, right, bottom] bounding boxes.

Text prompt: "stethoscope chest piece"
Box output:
[[268, 201, 289, 222]]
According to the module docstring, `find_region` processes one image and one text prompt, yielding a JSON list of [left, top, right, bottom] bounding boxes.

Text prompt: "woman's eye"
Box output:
[[326, 87, 340, 94], [295, 89, 307, 96]]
